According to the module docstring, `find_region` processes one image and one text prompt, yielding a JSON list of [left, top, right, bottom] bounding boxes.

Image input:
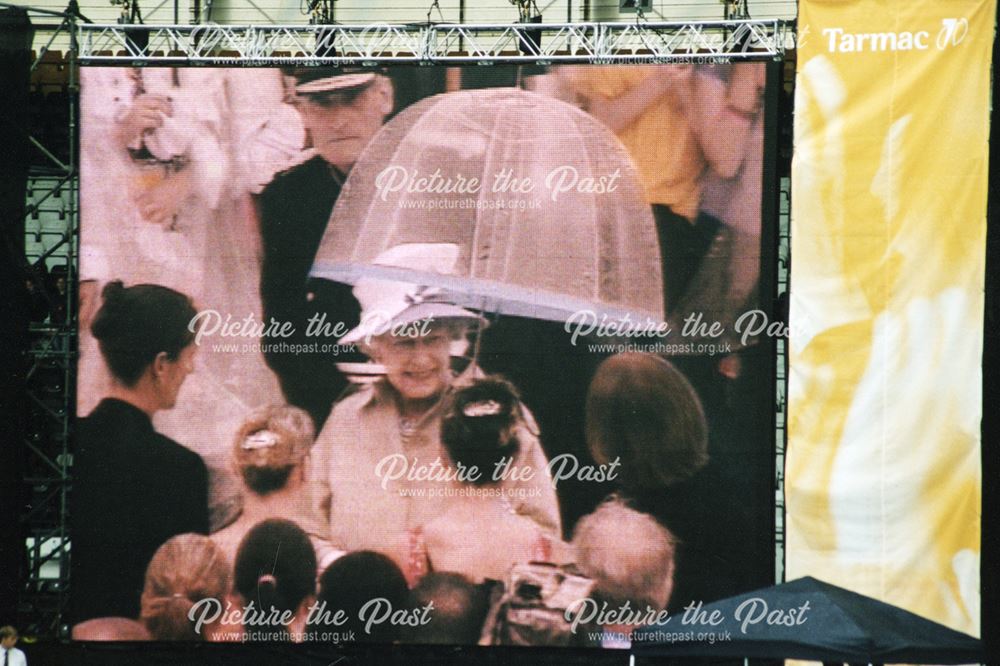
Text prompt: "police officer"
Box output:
[[255, 68, 394, 429]]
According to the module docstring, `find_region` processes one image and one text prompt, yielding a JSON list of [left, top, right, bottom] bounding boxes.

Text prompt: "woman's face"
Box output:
[[156, 343, 197, 409], [373, 325, 453, 403]]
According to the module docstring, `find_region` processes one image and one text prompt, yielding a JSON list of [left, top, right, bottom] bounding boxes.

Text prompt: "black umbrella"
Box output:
[[631, 576, 982, 664]]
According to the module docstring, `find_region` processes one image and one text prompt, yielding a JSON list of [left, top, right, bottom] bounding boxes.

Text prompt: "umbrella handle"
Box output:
[[466, 296, 491, 370]]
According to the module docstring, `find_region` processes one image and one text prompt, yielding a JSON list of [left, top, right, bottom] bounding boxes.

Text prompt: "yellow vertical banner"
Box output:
[[787, 0, 992, 636]]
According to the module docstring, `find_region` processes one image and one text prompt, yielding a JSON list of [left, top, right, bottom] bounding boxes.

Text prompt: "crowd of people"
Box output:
[[73, 63, 768, 647], [73, 275, 695, 646]]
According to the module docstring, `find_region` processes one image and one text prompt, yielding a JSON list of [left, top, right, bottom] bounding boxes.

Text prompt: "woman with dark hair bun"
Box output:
[[422, 377, 560, 583], [233, 519, 316, 642], [72, 281, 210, 627], [89, 280, 199, 391]]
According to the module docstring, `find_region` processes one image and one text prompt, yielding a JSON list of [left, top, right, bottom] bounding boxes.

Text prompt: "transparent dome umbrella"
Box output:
[[310, 87, 668, 333]]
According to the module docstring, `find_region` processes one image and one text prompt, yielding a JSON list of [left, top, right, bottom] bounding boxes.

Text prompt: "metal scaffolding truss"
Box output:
[[2, 0, 80, 638], [775, 175, 791, 582], [77, 19, 790, 64]]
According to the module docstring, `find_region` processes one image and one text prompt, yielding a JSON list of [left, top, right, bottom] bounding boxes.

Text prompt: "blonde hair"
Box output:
[[140, 534, 231, 640], [232, 405, 314, 495], [72, 617, 151, 641], [572, 498, 676, 611]]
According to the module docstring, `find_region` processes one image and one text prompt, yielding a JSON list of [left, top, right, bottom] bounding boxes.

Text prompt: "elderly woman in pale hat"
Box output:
[[302, 243, 561, 580]]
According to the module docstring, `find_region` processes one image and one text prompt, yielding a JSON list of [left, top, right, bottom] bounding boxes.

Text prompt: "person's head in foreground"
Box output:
[[140, 533, 231, 640], [0, 626, 18, 650], [404, 572, 491, 645], [340, 243, 485, 417], [234, 519, 317, 642], [287, 67, 394, 174], [90, 280, 198, 415], [232, 404, 315, 496], [440, 377, 523, 485], [585, 352, 708, 491], [571, 497, 676, 613], [71, 617, 151, 641], [311, 550, 410, 644]]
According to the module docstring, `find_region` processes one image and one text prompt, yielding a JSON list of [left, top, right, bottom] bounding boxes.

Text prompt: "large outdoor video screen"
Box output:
[[75, 63, 777, 648]]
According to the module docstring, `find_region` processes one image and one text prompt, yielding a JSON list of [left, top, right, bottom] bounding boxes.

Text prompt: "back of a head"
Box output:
[[141, 533, 230, 640], [90, 280, 197, 386], [234, 519, 317, 640], [440, 377, 522, 486], [406, 572, 489, 645], [585, 352, 708, 491], [571, 498, 676, 612], [232, 405, 315, 496], [72, 617, 152, 641], [313, 550, 409, 643]]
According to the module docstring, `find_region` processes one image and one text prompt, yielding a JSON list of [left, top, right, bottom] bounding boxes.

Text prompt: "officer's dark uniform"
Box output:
[[254, 154, 361, 430]]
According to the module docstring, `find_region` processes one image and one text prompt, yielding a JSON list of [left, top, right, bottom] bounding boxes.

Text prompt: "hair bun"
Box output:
[[92, 281, 126, 342], [89, 282, 198, 386], [100, 279, 126, 302]]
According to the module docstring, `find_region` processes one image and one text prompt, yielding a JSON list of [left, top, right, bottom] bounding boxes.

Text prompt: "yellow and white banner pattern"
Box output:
[[787, 0, 992, 636]]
